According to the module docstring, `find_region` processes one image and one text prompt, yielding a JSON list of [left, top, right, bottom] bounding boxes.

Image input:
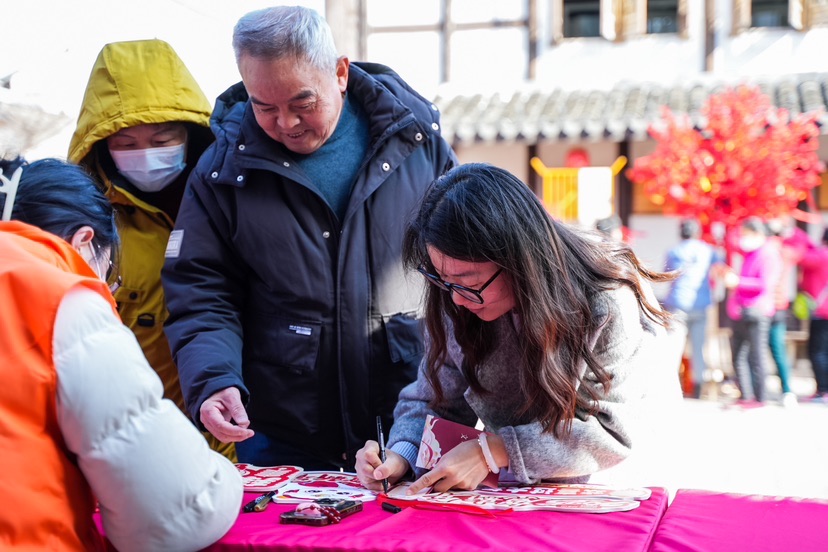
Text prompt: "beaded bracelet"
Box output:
[[478, 432, 500, 474]]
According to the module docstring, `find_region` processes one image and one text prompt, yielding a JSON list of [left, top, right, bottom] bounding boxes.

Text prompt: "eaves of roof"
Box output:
[[433, 73, 828, 145]]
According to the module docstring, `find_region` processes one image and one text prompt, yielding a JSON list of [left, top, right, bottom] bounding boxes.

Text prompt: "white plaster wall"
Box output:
[[536, 141, 621, 168], [712, 5, 828, 77], [453, 143, 529, 179], [529, 1, 828, 90], [534, 34, 704, 90], [533, 0, 708, 89], [629, 215, 681, 301]]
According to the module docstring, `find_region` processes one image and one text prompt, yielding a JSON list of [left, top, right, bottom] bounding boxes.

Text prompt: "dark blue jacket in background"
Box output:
[[162, 62, 457, 465]]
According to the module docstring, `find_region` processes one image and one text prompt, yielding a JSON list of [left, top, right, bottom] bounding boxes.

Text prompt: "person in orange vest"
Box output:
[[0, 158, 242, 551]]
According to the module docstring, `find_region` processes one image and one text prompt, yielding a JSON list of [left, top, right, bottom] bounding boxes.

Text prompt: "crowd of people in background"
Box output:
[[653, 213, 828, 408]]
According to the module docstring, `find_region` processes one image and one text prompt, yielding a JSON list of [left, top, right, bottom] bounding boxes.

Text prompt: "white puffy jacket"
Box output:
[[54, 286, 243, 551]]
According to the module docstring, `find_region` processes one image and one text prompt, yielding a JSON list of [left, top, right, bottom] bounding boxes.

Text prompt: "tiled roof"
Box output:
[[433, 73, 828, 145]]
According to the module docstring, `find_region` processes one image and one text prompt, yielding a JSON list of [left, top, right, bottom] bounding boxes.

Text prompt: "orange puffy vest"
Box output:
[[0, 221, 117, 551]]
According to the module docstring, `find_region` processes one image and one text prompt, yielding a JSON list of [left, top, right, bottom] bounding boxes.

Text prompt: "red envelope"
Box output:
[[416, 415, 500, 488]]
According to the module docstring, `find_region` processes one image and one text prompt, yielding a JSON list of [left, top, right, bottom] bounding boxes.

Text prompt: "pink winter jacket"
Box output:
[[800, 244, 828, 319], [726, 242, 782, 321]]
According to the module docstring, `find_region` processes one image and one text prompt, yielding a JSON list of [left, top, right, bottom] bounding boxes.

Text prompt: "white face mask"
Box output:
[[739, 235, 764, 252], [83, 243, 120, 293], [86, 243, 107, 281], [109, 143, 187, 192]]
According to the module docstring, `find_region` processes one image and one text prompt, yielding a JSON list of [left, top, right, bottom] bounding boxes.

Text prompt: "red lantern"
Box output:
[[565, 148, 590, 168]]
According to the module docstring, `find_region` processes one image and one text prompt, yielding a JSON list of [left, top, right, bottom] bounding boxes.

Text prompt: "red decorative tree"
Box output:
[[627, 85, 825, 232]]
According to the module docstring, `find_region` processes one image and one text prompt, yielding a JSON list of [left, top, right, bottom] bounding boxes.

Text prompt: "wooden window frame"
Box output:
[[804, 0, 828, 27], [619, 0, 688, 39], [552, 0, 620, 41], [555, 0, 687, 42], [362, 0, 539, 82], [818, 170, 828, 210], [732, 0, 809, 33]]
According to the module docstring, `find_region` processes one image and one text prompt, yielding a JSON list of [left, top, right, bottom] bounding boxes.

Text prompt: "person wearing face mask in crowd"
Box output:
[[0, 158, 242, 551], [355, 164, 681, 493], [766, 216, 813, 406], [722, 217, 782, 408], [67, 39, 234, 459]]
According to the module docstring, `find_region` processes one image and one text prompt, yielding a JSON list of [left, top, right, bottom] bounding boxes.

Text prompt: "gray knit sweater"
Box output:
[[388, 282, 682, 484]]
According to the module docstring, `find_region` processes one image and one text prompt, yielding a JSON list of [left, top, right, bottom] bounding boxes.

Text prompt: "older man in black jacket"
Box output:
[[162, 5, 456, 470]]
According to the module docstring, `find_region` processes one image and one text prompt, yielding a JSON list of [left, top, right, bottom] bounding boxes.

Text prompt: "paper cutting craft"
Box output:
[[387, 482, 644, 513], [271, 471, 378, 503], [477, 483, 652, 501], [236, 464, 303, 492]]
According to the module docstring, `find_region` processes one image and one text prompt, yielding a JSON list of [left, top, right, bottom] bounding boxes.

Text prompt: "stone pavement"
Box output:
[[641, 352, 828, 502], [650, 397, 828, 501]]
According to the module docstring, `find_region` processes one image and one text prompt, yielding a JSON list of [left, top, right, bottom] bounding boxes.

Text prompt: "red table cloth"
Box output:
[[201, 487, 668, 552], [649, 489, 828, 552]]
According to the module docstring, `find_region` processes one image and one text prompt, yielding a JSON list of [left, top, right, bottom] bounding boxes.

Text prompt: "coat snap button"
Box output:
[[414, 132, 423, 141], [431, 123, 439, 131], [236, 175, 244, 182], [322, 231, 331, 239], [238, 144, 245, 151], [382, 162, 390, 171], [211, 172, 219, 178]]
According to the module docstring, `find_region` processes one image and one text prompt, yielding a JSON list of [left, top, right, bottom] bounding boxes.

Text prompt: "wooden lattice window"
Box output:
[[731, 0, 828, 31], [805, 0, 828, 25], [616, 0, 688, 39], [552, 0, 621, 41]]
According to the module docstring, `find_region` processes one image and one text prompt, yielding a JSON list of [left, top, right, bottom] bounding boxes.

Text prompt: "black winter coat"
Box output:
[[162, 62, 457, 465]]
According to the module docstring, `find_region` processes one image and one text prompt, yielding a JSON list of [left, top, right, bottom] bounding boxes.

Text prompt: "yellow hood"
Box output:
[[67, 39, 212, 165]]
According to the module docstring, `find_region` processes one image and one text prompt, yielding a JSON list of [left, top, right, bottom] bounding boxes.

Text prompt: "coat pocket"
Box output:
[[382, 311, 424, 364], [247, 314, 323, 375]]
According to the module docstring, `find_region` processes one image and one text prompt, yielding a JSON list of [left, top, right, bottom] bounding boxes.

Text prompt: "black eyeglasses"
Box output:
[[417, 265, 503, 304]]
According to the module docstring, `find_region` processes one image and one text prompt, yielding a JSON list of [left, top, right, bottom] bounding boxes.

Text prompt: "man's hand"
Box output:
[[355, 440, 409, 491], [199, 387, 255, 443]]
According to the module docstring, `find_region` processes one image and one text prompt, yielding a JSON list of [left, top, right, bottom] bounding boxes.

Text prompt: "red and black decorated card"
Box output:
[[416, 415, 499, 488], [236, 464, 303, 492]]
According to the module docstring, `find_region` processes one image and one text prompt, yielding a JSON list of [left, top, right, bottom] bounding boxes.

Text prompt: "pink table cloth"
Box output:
[[201, 487, 668, 552], [649, 489, 828, 552]]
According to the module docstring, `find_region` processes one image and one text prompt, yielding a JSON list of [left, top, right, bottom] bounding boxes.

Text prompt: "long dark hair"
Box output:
[[1, 157, 118, 254], [402, 163, 673, 437]]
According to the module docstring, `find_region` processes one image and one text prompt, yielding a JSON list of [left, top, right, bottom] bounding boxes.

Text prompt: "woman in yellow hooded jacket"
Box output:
[[68, 39, 234, 460]]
